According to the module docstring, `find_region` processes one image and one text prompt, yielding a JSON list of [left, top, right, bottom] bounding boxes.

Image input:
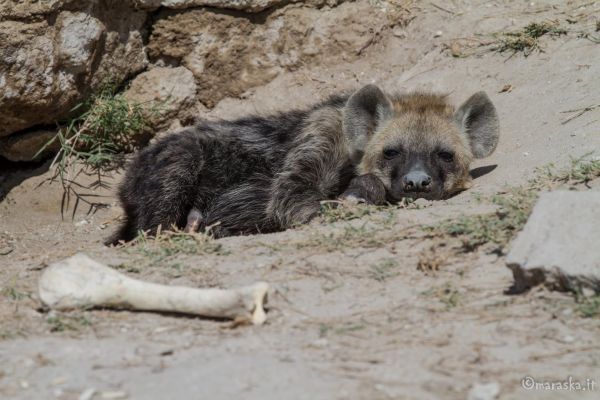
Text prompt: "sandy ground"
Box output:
[[1, 1, 600, 399]]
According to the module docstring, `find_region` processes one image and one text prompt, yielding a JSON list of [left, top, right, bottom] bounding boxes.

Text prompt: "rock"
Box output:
[[0, 1, 147, 137], [56, 12, 105, 74], [0, 129, 60, 162], [506, 191, 600, 293], [467, 382, 500, 400], [148, 1, 384, 107], [131, 0, 345, 12], [131, 0, 291, 12], [124, 67, 197, 128]]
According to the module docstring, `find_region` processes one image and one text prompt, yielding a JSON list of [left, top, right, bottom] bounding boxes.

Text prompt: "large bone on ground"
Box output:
[[38, 253, 269, 325]]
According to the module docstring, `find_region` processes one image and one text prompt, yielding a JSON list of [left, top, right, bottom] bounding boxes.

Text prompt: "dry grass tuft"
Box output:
[[493, 20, 567, 56]]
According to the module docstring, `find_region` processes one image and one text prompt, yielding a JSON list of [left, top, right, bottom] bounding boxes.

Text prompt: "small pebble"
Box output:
[[467, 382, 500, 400], [393, 26, 406, 38], [100, 391, 128, 399], [562, 335, 575, 343], [79, 388, 97, 400]]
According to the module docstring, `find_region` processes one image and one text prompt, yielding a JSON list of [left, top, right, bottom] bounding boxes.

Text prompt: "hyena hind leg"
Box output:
[[202, 180, 275, 237], [184, 208, 204, 233]]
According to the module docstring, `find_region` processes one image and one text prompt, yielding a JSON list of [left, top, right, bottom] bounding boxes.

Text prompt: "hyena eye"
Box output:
[[437, 151, 454, 162], [383, 149, 401, 159]]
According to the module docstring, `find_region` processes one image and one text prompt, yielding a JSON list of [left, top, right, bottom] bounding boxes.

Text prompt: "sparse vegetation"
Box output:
[[576, 295, 600, 318], [1, 286, 29, 302], [421, 283, 461, 310], [432, 155, 600, 252], [437, 186, 537, 251], [296, 222, 400, 252], [38, 82, 161, 216], [317, 197, 417, 224], [1, 285, 31, 312], [122, 228, 227, 270], [532, 155, 600, 187], [368, 259, 398, 282], [47, 313, 92, 332], [319, 321, 367, 337], [416, 244, 448, 272], [318, 201, 377, 224], [493, 20, 567, 56]]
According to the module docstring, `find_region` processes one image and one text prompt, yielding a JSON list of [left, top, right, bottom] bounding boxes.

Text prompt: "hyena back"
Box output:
[[109, 85, 499, 243]]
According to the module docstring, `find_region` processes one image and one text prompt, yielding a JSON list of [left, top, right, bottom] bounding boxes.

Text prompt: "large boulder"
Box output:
[[506, 190, 600, 293], [0, 1, 147, 138], [147, 1, 382, 107]]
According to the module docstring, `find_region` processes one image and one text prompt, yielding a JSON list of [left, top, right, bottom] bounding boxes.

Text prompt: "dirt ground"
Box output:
[[1, 1, 600, 399]]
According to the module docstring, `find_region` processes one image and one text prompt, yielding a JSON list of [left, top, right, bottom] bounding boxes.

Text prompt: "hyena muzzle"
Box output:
[[107, 84, 499, 243]]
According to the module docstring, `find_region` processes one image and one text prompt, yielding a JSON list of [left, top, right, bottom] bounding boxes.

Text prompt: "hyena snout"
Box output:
[[402, 170, 432, 192]]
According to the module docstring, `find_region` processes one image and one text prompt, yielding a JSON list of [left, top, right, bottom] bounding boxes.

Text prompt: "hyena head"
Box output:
[[343, 85, 500, 201]]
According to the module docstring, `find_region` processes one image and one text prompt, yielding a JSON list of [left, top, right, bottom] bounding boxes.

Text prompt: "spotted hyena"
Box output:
[[108, 85, 499, 243]]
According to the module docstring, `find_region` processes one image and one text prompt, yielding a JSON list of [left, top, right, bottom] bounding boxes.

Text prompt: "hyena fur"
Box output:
[[108, 85, 499, 243]]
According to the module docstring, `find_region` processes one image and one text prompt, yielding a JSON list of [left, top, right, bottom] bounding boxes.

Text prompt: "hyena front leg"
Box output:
[[339, 174, 387, 205], [267, 135, 349, 229]]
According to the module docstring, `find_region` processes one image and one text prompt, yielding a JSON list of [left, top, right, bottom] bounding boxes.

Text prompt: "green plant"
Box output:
[[420, 283, 461, 310], [37, 82, 160, 217], [576, 295, 600, 318], [47, 314, 92, 332], [368, 259, 398, 282]]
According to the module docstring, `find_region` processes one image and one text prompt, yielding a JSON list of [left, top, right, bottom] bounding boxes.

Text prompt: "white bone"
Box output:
[[38, 253, 268, 325]]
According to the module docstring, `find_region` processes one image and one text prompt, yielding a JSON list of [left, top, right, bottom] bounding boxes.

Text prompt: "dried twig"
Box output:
[[561, 104, 600, 125], [430, 2, 455, 15]]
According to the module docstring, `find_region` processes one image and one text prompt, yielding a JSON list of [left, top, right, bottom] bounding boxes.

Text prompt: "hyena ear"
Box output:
[[453, 91, 500, 158], [343, 84, 393, 163]]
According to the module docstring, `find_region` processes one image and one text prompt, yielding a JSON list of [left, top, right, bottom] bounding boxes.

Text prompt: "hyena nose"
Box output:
[[403, 171, 432, 192]]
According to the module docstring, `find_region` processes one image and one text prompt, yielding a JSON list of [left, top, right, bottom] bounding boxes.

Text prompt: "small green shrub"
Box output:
[[38, 82, 160, 216]]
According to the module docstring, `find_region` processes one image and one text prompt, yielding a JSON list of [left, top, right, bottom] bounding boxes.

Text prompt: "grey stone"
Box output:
[[506, 190, 600, 294], [56, 12, 105, 73], [467, 382, 500, 400], [123, 66, 197, 129]]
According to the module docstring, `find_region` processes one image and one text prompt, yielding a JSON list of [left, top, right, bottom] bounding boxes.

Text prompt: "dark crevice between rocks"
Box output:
[[143, 6, 165, 45], [0, 157, 52, 203]]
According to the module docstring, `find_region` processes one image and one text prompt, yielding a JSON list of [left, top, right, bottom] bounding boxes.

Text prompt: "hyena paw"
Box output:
[[338, 192, 368, 205]]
